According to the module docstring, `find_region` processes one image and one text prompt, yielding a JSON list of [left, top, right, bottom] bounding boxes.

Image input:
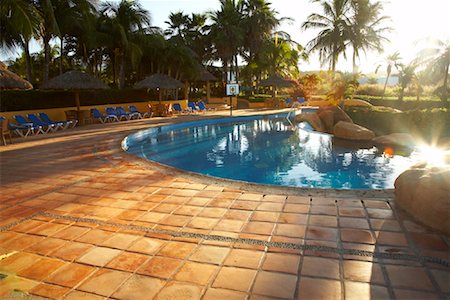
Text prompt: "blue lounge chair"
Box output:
[[39, 112, 77, 129], [197, 101, 215, 112], [14, 115, 45, 134], [187, 102, 200, 113], [106, 107, 127, 121], [27, 114, 59, 132], [172, 103, 189, 114], [128, 105, 150, 118], [91, 108, 118, 123], [116, 106, 134, 120], [285, 98, 293, 107]]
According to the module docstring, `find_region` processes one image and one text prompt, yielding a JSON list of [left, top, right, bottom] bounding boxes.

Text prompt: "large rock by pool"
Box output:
[[373, 133, 416, 148], [395, 162, 450, 234], [333, 121, 375, 141]]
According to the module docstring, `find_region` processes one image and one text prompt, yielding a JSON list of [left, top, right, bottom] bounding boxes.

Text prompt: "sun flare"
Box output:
[[415, 145, 449, 166]]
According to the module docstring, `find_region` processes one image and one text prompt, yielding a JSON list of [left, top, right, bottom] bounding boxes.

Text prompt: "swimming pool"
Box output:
[[123, 114, 420, 189]]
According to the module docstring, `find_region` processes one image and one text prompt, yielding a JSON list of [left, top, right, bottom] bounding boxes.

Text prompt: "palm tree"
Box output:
[[165, 11, 190, 42], [415, 39, 450, 102], [375, 51, 401, 100], [348, 0, 391, 73], [34, 0, 60, 84], [242, 0, 279, 62], [0, 0, 42, 82], [302, 0, 352, 72], [208, 0, 245, 81], [397, 62, 416, 102], [99, 0, 151, 88]]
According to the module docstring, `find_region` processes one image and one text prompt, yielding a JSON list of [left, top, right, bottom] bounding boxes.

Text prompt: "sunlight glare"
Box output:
[[415, 145, 449, 166]]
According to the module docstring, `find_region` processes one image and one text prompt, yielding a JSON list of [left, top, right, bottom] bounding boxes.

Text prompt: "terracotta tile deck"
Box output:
[[0, 110, 449, 299]]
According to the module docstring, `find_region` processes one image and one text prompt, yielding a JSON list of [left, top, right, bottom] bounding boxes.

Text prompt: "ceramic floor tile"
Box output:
[[203, 288, 247, 300], [112, 274, 165, 300], [137, 256, 182, 279], [174, 261, 218, 285], [46, 263, 96, 288], [224, 249, 264, 269], [106, 252, 150, 272], [189, 245, 230, 265], [386, 265, 434, 291], [301, 256, 340, 279], [262, 253, 300, 274], [29, 283, 70, 299], [76, 246, 121, 267], [213, 266, 257, 292], [155, 282, 202, 300], [298, 277, 341, 299], [126, 237, 165, 255], [252, 271, 297, 299], [157, 241, 197, 259], [78, 268, 131, 297], [17, 257, 66, 281]]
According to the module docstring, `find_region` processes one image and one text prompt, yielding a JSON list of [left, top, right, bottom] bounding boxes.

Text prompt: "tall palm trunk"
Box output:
[[23, 40, 33, 82], [381, 65, 392, 100], [442, 62, 449, 102], [118, 51, 126, 89], [59, 36, 63, 74], [43, 34, 51, 83], [352, 49, 358, 74]]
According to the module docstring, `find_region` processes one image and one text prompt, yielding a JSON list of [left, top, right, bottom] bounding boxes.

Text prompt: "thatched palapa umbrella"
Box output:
[[196, 69, 217, 102], [42, 70, 109, 111], [134, 73, 184, 103], [0, 61, 33, 90], [259, 74, 296, 97]]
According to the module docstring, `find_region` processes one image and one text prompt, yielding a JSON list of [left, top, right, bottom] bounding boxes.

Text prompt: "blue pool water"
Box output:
[[123, 115, 420, 189]]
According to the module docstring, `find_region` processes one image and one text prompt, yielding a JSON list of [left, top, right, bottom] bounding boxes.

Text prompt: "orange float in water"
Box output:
[[383, 147, 394, 158]]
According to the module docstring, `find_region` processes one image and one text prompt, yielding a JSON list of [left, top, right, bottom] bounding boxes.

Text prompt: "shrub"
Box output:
[[345, 107, 450, 141]]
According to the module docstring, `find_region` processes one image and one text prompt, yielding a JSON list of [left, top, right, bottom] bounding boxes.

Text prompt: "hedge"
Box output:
[[0, 89, 160, 112], [354, 96, 449, 110], [345, 107, 450, 141]]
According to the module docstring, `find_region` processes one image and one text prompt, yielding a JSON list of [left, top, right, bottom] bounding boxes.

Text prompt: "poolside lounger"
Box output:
[[172, 103, 189, 114], [14, 115, 46, 134], [116, 106, 135, 120], [91, 108, 118, 123], [197, 101, 215, 112], [187, 102, 200, 113], [39, 112, 77, 129], [129, 105, 150, 118], [106, 107, 127, 121], [8, 118, 36, 137], [27, 114, 59, 132]]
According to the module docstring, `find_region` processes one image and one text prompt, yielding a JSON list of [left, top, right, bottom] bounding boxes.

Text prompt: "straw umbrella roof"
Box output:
[[41, 70, 109, 90], [0, 62, 33, 90], [197, 69, 217, 81], [259, 74, 295, 88], [134, 73, 184, 89]]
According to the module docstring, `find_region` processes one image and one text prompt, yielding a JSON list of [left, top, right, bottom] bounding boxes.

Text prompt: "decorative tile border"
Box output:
[[2, 211, 448, 269]]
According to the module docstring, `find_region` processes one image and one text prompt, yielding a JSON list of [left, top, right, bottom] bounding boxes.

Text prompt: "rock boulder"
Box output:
[[318, 110, 334, 133], [295, 113, 325, 132], [395, 163, 450, 234], [333, 121, 375, 141], [373, 133, 416, 148]]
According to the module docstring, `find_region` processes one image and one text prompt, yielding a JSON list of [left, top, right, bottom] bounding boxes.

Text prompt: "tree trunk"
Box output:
[[118, 51, 126, 89], [23, 40, 33, 83], [442, 62, 449, 102], [352, 49, 357, 74], [43, 34, 51, 84], [381, 70, 391, 101], [60, 36, 63, 74], [234, 55, 239, 81]]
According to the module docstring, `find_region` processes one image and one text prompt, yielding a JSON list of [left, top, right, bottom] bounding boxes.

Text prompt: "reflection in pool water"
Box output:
[[125, 117, 420, 189]]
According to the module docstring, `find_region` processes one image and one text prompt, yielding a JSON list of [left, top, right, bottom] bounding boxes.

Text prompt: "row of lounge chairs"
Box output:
[[90, 105, 151, 123], [8, 113, 78, 137], [172, 101, 215, 114]]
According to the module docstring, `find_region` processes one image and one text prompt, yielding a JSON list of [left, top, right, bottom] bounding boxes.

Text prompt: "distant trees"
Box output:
[[302, 0, 390, 73]]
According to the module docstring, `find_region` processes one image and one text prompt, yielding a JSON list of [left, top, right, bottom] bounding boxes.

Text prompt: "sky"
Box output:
[[2, 0, 449, 74]]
